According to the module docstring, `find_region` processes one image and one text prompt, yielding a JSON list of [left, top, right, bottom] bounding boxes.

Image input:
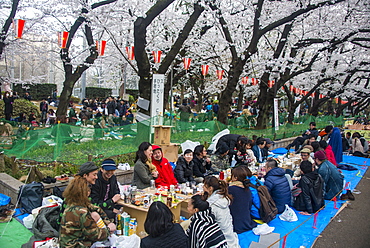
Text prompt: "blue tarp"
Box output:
[[237, 154, 368, 248]]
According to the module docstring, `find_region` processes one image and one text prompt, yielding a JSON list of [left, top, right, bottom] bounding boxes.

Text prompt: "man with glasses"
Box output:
[[90, 159, 122, 220]]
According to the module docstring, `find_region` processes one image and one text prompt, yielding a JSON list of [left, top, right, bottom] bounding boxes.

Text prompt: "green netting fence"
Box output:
[[0, 115, 345, 165]]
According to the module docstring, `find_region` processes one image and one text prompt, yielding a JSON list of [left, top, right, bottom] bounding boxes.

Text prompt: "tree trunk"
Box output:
[[0, 0, 20, 58], [237, 85, 244, 111]]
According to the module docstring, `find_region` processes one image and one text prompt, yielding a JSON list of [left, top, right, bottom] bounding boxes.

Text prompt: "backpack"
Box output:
[[250, 183, 278, 223], [18, 182, 44, 213]]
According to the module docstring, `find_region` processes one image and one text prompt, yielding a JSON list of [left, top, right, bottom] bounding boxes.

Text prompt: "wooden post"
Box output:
[[0, 153, 5, 172], [88, 155, 93, 161], [11, 156, 17, 175]]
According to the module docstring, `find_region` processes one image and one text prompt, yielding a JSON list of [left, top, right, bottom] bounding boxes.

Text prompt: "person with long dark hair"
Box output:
[[141, 202, 187, 248], [132, 142, 158, 189], [228, 166, 257, 233], [186, 195, 227, 248], [203, 176, 240, 247]]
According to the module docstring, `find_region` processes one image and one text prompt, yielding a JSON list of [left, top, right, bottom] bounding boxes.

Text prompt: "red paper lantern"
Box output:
[[216, 70, 224, 80], [303, 90, 308, 96], [13, 19, 25, 39], [57, 32, 69, 49], [201, 65, 209, 76], [289, 85, 294, 92], [251, 78, 258, 86], [96, 40, 106, 56], [268, 80, 275, 88], [152, 51, 162, 63], [241, 77, 248, 85], [183, 58, 192, 70], [126, 46, 134, 60]]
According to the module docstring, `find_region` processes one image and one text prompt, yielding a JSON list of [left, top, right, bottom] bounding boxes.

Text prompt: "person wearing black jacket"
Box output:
[[192, 145, 212, 183], [286, 122, 319, 151], [294, 161, 325, 215], [174, 149, 195, 184], [90, 159, 122, 220]]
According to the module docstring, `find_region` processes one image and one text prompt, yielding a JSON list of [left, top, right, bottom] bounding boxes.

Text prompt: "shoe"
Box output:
[[340, 193, 348, 200], [346, 190, 355, 201]]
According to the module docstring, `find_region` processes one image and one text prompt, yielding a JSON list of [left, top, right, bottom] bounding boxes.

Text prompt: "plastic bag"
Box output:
[[279, 204, 298, 222], [181, 140, 200, 154], [33, 237, 59, 248], [112, 234, 140, 248], [0, 193, 11, 206], [252, 223, 275, 235], [23, 214, 35, 228], [208, 129, 230, 152]]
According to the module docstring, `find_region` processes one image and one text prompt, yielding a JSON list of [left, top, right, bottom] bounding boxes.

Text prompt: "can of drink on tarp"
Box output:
[[128, 218, 137, 235]]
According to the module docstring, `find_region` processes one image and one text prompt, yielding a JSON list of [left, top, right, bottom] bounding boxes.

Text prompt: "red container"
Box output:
[[219, 171, 224, 180]]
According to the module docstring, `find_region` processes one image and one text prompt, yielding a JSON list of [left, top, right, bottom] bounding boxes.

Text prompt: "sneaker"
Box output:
[[346, 190, 355, 201]]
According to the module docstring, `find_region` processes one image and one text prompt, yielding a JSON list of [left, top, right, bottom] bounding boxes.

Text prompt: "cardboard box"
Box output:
[[161, 143, 180, 162], [153, 125, 173, 145]]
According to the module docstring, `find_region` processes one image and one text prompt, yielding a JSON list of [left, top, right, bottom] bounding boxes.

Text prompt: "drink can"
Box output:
[[170, 184, 175, 192], [150, 180, 155, 189], [128, 218, 137, 236], [219, 171, 225, 180]]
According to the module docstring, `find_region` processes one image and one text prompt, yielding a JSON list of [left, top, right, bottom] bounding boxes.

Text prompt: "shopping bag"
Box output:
[[279, 204, 298, 222], [33, 237, 59, 248]]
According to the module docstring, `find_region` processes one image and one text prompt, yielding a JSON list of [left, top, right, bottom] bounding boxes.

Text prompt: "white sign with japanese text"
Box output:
[[151, 74, 165, 117]]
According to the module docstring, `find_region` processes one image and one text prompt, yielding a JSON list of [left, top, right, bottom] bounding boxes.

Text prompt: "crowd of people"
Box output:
[[55, 121, 363, 248]]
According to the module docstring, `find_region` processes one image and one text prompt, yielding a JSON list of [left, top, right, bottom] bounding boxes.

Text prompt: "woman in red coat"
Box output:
[[152, 145, 178, 187], [319, 140, 337, 166]]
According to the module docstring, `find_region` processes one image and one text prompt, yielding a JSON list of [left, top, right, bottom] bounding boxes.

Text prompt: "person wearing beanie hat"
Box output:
[[152, 145, 178, 187], [90, 158, 122, 220], [78, 161, 99, 185], [314, 150, 344, 200], [211, 143, 231, 173]]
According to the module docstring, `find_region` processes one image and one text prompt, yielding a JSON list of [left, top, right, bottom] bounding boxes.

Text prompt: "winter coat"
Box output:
[[216, 134, 242, 157], [174, 156, 195, 184], [106, 100, 117, 115], [90, 170, 121, 218], [192, 155, 212, 178], [3, 96, 14, 114], [248, 176, 263, 219], [141, 223, 188, 248], [294, 171, 325, 213], [329, 127, 343, 164], [151, 145, 178, 187], [186, 207, 228, 248], [325, 145, 337, 166], [132, 159, 156, 189], [228, 183, 257, 234], [252, 145, 265, 163], [264, 167, 292, 213], [207, 191, 240, 248], [317, 160, 344, 200]]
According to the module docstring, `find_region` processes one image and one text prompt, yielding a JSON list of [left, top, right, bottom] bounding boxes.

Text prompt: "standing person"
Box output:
[[141, 202, 188, 248], [314, 151, 344, 200], [90, 159, 122, 220], [294, 161, 325, 215], [59, 176, 116, 247], [132, 142, 158, 189], [192, 145, 212, 183], [106, 96, 117, 126], [228, 166, 257, 233], [174, 149, 196, 184], [23, 92, 32, 101], [203, 176, 240, 247], [118, 100, 127, 117], [52, 90, 57, 101], [39, 98, 49, 125], [186, 195, 227, 248], [328, 127, 343, 164], [68, 103, 78, 123], [215, 134, 245, 160], [3, 91, 14, 121], [264, 159, 292, 213], [152, 145, 178, 187]]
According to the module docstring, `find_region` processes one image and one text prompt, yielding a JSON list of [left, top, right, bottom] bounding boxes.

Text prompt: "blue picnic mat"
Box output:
[[238, 154, 368, 248]]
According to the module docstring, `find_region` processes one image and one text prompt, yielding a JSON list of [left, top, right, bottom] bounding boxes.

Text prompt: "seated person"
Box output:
[[60, 176, 116, 247], [314, 151, 344, 200], [141, 202, 188, 248], [294, 161, 325, 215], [296, 134, 317, 153], [252, 138, 266, 163], [175, 149, 196, 184], [151, 145, 178, 187], [286, 122, 319, 151], [186, 195, 227, 248], [210, 143, 230, 173], [90, 159, 123, 220], [192, 145, 212, 183], [264, 159, 292, 213], [319, 140, 337, 166], [293, 148, 314, 178]]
